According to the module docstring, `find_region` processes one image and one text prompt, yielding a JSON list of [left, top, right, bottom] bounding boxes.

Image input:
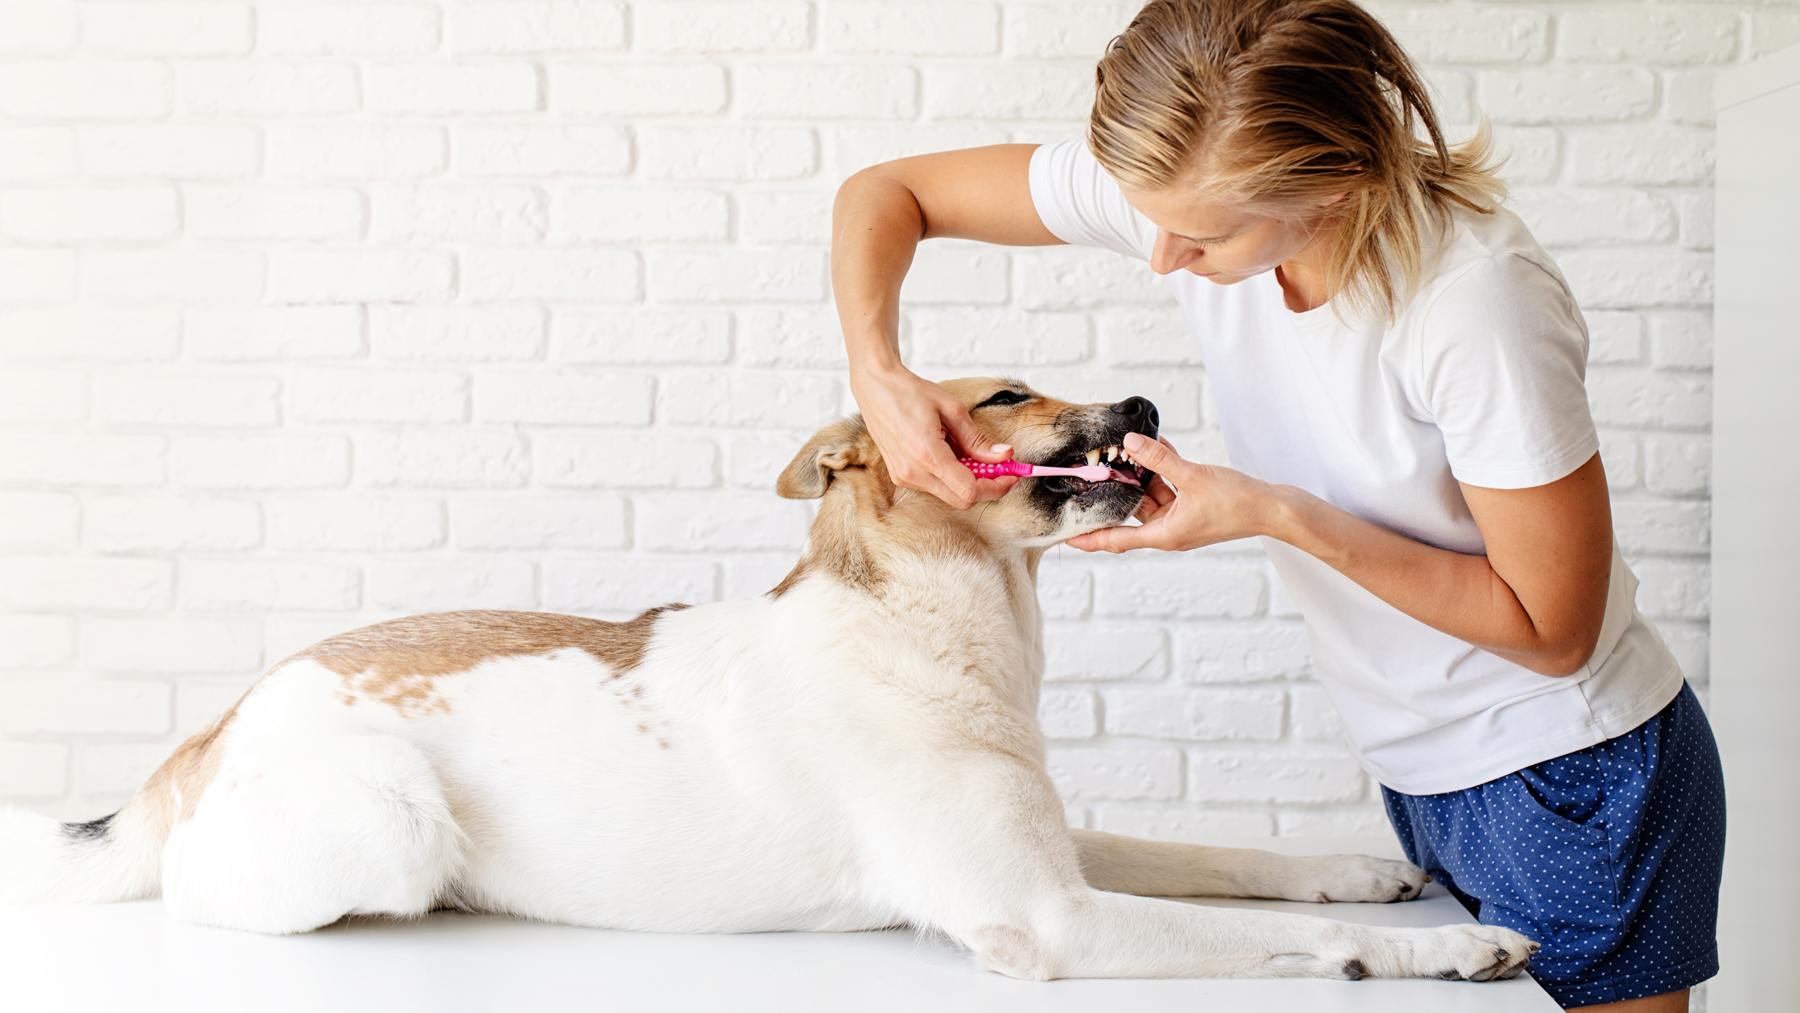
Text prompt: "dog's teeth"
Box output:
[[1085, 450, 1100, 466], [1105, 447, 1118, 461]]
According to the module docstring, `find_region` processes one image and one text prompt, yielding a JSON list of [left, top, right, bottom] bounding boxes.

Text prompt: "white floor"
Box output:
[[0, 838, 1560, 1013]]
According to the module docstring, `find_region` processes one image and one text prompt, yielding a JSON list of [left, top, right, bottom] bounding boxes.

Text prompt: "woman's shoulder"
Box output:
[[1405, 206, 1576, 326]]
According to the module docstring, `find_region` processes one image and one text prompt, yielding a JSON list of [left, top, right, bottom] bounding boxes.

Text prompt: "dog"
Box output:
[[1, 377, 1535, 982]]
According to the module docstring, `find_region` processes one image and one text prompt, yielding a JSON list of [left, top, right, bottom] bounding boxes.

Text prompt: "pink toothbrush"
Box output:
[[960, 458, 1141, 487]]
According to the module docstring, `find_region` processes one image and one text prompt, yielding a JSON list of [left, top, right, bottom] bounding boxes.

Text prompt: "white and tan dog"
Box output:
[[1, 378, 1535, 983]]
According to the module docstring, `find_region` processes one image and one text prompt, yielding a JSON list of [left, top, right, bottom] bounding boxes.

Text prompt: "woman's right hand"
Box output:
[[849, 362, 1018, 510]]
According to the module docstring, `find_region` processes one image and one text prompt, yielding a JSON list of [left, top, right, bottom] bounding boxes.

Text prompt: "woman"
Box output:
[[828, 1, 1723, 1010]]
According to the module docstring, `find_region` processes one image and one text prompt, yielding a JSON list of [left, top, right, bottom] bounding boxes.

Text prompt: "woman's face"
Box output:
[[1121, 185, 1332, 285]]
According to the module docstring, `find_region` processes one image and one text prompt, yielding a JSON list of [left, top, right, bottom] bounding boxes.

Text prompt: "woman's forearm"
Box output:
[[831, 169, 922, 380]]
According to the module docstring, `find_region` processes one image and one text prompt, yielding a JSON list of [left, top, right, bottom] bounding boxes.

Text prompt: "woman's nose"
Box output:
[[1151, 232, 1196, 275]]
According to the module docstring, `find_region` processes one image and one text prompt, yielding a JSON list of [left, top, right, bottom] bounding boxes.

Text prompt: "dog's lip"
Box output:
[[1032, 438, 1155, 492]]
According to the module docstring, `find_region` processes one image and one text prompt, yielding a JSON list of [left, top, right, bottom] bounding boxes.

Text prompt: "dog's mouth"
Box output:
[[1042, 442, 1153, 495]]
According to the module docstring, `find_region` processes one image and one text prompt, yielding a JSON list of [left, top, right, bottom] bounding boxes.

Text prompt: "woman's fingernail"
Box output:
[[992, 444, 1012, 454], [1123, 432, 1146, 450]]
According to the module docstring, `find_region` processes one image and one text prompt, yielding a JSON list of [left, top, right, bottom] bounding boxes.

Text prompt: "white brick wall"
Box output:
[[0, 0, 1742, 854]]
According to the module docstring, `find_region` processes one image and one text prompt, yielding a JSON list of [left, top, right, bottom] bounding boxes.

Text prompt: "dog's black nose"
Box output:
[[1109, 396, 1159, 431]]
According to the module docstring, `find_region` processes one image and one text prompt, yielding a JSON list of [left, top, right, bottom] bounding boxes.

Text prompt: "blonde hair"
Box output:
[[1090, 0, 1508, 321]]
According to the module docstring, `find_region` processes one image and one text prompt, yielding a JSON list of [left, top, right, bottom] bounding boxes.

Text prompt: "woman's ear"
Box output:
[[776, 416, 875, 499]]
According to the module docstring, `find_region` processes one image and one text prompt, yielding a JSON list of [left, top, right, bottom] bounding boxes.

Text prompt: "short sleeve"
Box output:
[[1028, 139, 1157, 261], [1421, 254, 1600, 490]]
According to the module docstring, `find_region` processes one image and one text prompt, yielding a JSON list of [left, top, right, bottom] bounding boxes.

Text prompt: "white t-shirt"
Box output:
[[1030, 139, 1685, 794]]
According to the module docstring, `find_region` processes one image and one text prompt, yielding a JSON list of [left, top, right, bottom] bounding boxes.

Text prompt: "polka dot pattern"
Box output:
[[1382, 682, 1725, 1008]]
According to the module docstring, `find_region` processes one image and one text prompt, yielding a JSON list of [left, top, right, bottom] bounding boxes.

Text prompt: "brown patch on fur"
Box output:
[[292, 607, 689, 717], [117, 691, 246, 841]]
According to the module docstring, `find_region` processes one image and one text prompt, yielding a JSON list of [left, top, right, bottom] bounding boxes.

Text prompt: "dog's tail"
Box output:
[[0, 715, 230, 905]]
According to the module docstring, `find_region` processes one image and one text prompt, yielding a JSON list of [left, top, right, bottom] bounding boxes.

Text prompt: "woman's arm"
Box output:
[[1071, 435, 1613, 677], [833, 144, 1064, 508]]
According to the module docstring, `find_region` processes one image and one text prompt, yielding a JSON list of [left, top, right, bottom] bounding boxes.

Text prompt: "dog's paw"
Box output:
[[1407, 924, 1538, 982], [1285, 853, 1429, 904]]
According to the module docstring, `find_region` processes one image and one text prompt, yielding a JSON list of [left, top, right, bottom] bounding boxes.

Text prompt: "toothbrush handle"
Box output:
[[959, 458, 1034, 478]]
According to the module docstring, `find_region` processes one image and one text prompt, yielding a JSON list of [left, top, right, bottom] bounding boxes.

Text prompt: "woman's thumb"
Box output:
[[1122, 431, 1176, 471]]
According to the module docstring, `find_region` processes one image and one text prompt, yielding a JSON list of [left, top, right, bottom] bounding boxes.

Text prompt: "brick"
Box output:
[[0, 492, 77, 550], [1038, 689, 1099, 739], [1004, 3, 1134, 58], [366, 63, 540, 115], [1556, 249, 1711, 309], [181, 63, 358, 116], [74, 742, 170, 796], [85, 495, 261, 552], [723, 553, 800, 600], [0, 187, 177, 242], [634, 494, 809, 552], [290, 366, 467, 424], [186, 187, 365, 242], [543, 558, 719, 612], [832, 125, 1010, 175], [738, 191, 832, 245], [1644, 435, 1710, 497], [1510, 188, 1675, 248], [476, 370, 652, 425], [1098, 310, 1201, 367], [0, 1, 77, 55], [97, 374, 281, 427], [462, 249, 641, 302], [1658, 623, 1709, 683], [266, 497, 444, 551], [900, 246, 1010, 305], [367, 558, 537, 612], [187, 306, 364, 361], [453, 494, 629, 550], [736, 307, 845, 369], [1584, 311, 1643, 366], [1094, 806, 1274, 840], [1276, 809, 1392, 837], [1422, 68, 1473, 126], [537, 433, 719, 489], [1043, 623, 1166, 682], [1105, 688, 1284, 742], [451, 1, 623, 52], [1189, 750, 1365, 804], [1479, 69, 1656, 125], [1613, 499, 1710, 555], [373, 306, 545, 363], [1661, 70, 1714, 127], [1751, 10, 1800, 58], [1037, 566, 1091, 620], [270, 249, 455, 304], [1560, 9, 1738, 66], [1631, 559, 1709, 621], [1489, 126, 1560, 185], [740, 65, 919, 120], [1587, 370, 1711, 429], [176, 678, 257, 735], [0, 366, 84, 423], [357, 429, 529, 488], [636, 1, 810, 54], [0, 743, 67, 797], [662, 373, 841, 427], [1570, 128, 1713, 186], [551, 63, 727, 116], [727, 433, 805, 490], [83, 2, 250, 56], [260, 3, 441, 55], [910, 309, 1086, 366], [1671, 190, 1712, 251], [0, 62, 169, 119], [1175, 624, 1312, 683], [1290, 685, 1346, 744], [173, 435, 350, 490], [1095, 563, 1264, 620], [825, 2, 997, 55], [85, 250, 263, 304], [1046, 746, 1183, 802], [0, 681, 169, 735], [557, 311, 731, 365], [371, 184, 545, 243], [0, 434, 164, 485], [1599, 431, 1640, 491], [1019, 247, 1173, 310], [79, 125, 259, 179], [0, 615, 74, 668], [559, 187, 729, 244], [640, 126, 817, 181], [181, 560, 360, 612], [1648, 311, 1712, 370], [926, 64, 1093, 120], [649, 250, 826, 304], [0, 249, 75, 303], [454, 124, 630, 178], [82, 618, 262, 673], [268, 124, 447, 179], [0, 127, 77, 180], [1370, 4, 1548, 62]]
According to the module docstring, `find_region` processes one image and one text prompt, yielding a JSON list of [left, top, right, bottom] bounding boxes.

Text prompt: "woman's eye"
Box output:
[[976, 390, 1031, 409]]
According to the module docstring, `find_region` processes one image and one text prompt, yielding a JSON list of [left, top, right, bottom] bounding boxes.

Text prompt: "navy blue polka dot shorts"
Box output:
[[1382, 681, 1725, 1008]]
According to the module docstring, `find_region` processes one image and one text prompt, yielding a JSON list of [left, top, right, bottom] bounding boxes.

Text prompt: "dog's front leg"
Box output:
[[1069, 828, 1427, 903]]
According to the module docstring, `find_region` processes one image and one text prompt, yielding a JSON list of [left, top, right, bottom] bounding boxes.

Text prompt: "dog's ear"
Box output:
[[777, 416, 874, 499]]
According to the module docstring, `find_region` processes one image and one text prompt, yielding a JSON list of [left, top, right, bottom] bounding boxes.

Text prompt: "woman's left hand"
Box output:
[[1066, 432, 1277, 553]]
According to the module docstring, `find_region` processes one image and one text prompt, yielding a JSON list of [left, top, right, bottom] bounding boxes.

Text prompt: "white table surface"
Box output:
[[0, 838, 1560, 1013]]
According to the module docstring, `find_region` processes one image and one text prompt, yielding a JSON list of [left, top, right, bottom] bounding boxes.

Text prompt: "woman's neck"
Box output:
[[1274, 225, 1338, 312]]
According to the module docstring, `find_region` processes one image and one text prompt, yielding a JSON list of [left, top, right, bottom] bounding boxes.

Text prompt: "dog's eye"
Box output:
[[975, 390, 1031, 409]]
